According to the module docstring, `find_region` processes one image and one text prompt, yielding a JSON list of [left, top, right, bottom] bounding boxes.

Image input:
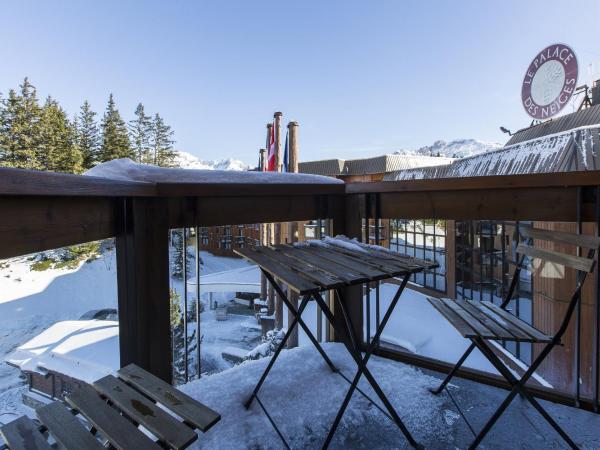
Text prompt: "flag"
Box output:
[[267, 122, 276, 171], [282, 129, 289, 172]]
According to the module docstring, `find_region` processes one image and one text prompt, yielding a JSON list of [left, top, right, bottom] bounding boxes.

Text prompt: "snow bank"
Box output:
[[6, 320, 119, 384], [180, 343, 456, 449], [85, 158, 343, 184]]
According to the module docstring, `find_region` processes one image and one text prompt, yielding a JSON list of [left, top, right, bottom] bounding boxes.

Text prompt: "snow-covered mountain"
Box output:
[[395, 139, 502, 159], [175, 150, 250, 171]]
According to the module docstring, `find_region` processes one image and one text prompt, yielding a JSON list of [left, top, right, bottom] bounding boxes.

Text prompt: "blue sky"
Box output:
[[1, 0, 599, 165]]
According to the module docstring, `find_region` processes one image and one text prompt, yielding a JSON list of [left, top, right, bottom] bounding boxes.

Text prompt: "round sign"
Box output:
[[521, 43, 578, 120]]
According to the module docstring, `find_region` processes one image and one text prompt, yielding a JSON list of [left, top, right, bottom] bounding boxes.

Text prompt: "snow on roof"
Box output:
[[300, 154, 453, 177], [6, 320, 119, 383], [85, 158, 343, 184], [187, 265, 261, 293], [384, 125, 600, 181]]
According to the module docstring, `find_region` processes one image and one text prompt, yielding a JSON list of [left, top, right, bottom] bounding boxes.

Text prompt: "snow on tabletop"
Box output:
[[6, 320, 119, 384], [85, 158, 343, 185], [179, 343, 457, 449]]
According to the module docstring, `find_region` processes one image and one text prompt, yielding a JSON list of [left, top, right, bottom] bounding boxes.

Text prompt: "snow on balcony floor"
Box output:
[[180, 342, 600, 449]]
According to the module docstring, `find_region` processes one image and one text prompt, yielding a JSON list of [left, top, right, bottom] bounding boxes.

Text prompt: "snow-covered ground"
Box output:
[[0, 248, 118, 424], [0, 245, 261, 422], [180, 343, 454, 449]]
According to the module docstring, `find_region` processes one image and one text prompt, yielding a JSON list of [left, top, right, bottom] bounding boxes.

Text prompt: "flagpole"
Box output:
[[286, 120, 300, 347], [272, 112, 284, 330]]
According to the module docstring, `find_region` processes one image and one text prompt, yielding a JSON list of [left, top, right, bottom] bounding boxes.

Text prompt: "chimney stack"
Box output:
[[591, 79, 600, 106]]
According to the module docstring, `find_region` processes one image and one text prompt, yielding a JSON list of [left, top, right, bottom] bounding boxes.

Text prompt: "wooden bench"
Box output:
[[0, 364, 220, 450]]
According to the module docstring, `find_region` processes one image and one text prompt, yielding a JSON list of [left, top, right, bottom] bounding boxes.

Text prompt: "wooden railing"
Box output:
[[1, 166, 599, 412]]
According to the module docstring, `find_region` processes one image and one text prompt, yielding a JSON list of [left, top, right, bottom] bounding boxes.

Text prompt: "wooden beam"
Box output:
[[157, 183, 344, 197], [116, 198, 171, 383], [347, 170, 600, 193], [167, 194, 338, 229], [0, 166, 155, 197], [0, 196, 116, 259], [378, 187, 594, 221]]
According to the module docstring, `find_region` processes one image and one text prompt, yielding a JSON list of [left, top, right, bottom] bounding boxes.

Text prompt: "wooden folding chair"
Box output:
[[426, 225, 599, 449]]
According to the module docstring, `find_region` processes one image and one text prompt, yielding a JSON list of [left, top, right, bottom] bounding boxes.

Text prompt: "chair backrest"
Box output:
[[515, 225, 600, 341], [517, 226, 599, 274]]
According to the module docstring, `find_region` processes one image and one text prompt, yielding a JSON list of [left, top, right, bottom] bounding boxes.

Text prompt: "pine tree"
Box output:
[[38, 97, 83, 173], [171, 229, 192, 280], [99, 94, 133, 162], [129, 103, 152, 164], [78, 100, 100, 169], [0, 78, 43, 169], [150, 113, 177, 167], [170, 288, 198, 384]]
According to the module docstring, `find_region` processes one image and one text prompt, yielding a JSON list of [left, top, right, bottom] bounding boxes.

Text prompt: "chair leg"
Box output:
[[429, 342, 476, 395], [469, 338, 579, 450]]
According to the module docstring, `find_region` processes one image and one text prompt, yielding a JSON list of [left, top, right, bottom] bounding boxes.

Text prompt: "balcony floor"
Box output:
[[180, 343, 600, 449]]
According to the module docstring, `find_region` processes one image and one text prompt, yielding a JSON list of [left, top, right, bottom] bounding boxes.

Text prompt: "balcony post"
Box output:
[[331, 193, 365, 343], [116, 197, 172, 383]]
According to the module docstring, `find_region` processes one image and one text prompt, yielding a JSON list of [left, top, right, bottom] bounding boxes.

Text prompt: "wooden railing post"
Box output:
[[116, 197, 172, 383], [330, 193, 365, 343]]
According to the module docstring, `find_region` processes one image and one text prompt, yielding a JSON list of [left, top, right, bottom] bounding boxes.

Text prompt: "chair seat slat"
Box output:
[[117, 364, 221, 433], [65, 384, 160, 450], [94, 375, 198, 450], [438, 298, 498, 339], [37, 401, 105, 450], [0, 416, 51, 450], [426, 297, 480, 338], [481, 302, 553, 343], [454, 299, 522, 340]]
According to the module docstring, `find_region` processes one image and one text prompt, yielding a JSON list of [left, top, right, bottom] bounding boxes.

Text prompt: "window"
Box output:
[[455, 221, 533, 364], [389, 219, 447, 292]]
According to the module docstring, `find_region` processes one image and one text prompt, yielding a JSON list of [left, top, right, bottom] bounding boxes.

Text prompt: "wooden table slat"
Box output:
[[118, 364, 221, 433], [287, 246, 371, 284], [94, 375, 198, 450], [234, 247, 320, 294], [0, 416, 52, 450], [298, 245, 393, 279], [65, 384, 160, 450], [36, 401, 105, 450], [323, 244, 422, 275], [261, 246, 346, 289]]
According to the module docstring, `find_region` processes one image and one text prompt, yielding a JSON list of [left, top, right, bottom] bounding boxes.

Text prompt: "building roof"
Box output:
[[384, 125, 600, 181], [187, 265, 261, 293], [506, 104, 600, 145], [299, 154, 454, 177], [6, 320, 119, 383]]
